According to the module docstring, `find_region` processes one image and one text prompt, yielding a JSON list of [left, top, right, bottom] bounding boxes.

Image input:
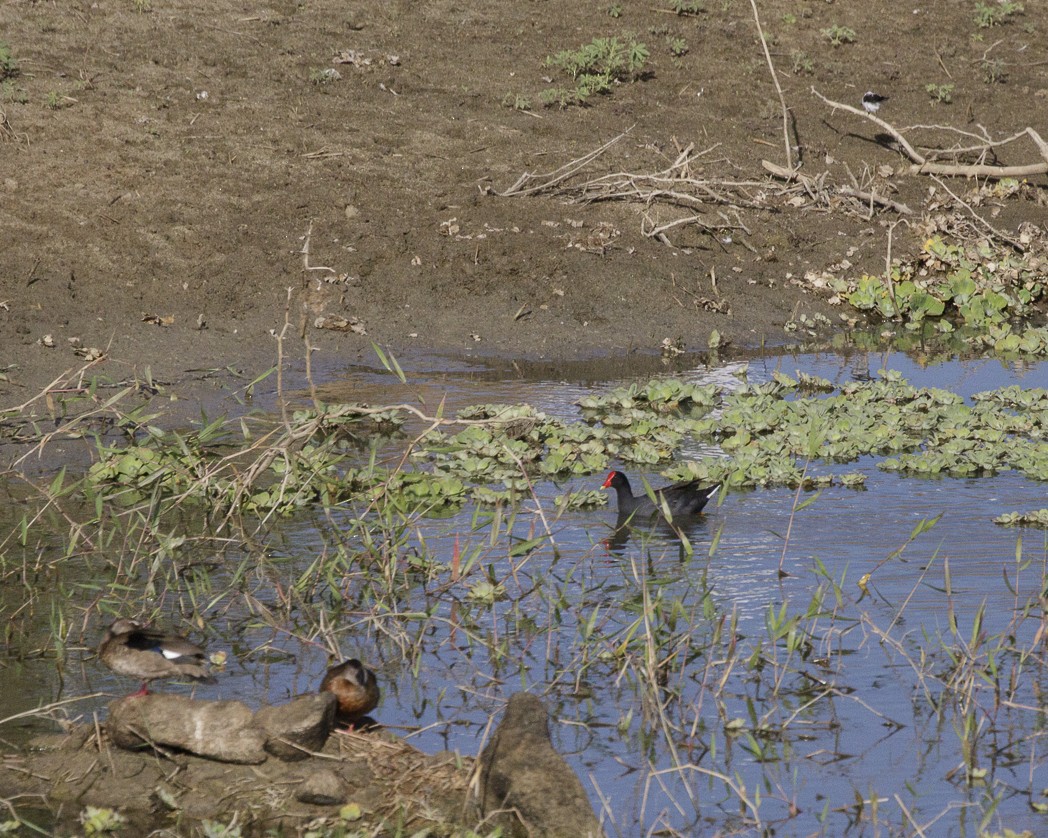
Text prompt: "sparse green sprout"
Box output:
[[980, 57, 1005, 83], [201, 818, 243, 838], [668, 37, 689, 57], [782, 12, 797, 24], [131, 0, 151, 12], [539, 87, 579, 108], [309, 67, 341, 85], [974, 1, 1023, 27], [501, 93, 532, 111], [925, 82, 954, 103], [608, 3, 623, 17], [45, 90, 61, 110], [1, 79, 28, 103], [671, 0, 704, 14], [79, 807, 127, 835], [790, 50, 814, 74], [0, 42, 17, 81], [821, 24, 856, 46]]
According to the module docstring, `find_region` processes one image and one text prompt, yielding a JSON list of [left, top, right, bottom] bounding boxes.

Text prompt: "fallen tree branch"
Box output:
[[812, 87, 1048, 179]]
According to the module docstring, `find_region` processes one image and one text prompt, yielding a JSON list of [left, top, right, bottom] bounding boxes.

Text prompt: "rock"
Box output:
[[295, 767, 347, 805], [478, 693, 604, 838], [256, 693, 337, 761], [106, 694, 267, 764]]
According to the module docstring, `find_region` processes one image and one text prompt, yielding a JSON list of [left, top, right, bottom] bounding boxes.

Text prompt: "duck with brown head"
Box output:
[[320, 659, 380, 727]]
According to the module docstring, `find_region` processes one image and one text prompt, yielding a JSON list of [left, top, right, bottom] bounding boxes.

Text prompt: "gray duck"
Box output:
[[98, 618, 214, 695]]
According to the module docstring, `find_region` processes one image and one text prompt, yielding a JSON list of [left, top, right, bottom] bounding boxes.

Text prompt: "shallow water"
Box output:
[[4, 346, 1048, 836]]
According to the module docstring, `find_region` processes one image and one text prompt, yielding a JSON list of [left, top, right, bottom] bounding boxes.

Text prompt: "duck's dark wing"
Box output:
[[123, 627, 206, 660]]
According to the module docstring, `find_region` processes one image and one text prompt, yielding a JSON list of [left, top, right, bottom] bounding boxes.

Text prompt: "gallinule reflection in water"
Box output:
[[99, 618, 215, 696], [320, 659, 380, 728], [604, 512, 716, 554]]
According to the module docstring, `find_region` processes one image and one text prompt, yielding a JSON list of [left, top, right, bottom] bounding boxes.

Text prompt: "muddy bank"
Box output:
[[2, 692, 602, 836], [4, 0, 1044, 404]]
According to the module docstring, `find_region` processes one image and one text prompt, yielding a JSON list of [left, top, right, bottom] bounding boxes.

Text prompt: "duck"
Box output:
[[319, 659, 380, 726], [602, 470, 720, 519], [98, 618, 214, 695]]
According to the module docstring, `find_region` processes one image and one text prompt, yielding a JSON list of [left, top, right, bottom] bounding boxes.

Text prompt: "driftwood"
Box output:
[[812, 87, 1048, 179]]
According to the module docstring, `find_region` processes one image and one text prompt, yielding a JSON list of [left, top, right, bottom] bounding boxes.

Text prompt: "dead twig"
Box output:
[[749, 0, 794, 171], [503, 136, 769, 246], [929, 175, 1026, 252], [762, 160, 912, 217], [837, 186, 913, 216], [497, 128, 634, 197]]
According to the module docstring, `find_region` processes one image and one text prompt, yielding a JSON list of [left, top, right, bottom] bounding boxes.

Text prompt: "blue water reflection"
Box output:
[[8, 345, 1048, 836]]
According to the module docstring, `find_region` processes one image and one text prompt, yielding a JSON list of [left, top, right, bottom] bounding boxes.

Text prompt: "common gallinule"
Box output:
[[320, 659, 380, 725], [99, 618, 215, 696], [602, 470, 720, 519]]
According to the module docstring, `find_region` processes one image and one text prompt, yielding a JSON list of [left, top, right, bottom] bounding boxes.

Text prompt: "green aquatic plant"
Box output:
[[555, 489, 608, 509], [995, 509, 1048, 528], [827, 232, 1046, 331]]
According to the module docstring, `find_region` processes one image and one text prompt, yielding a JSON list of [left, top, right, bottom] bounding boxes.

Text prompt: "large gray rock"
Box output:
[[256, 692, 337, 761], [106, 694, 268, 764], [478, 693, 604, 838]]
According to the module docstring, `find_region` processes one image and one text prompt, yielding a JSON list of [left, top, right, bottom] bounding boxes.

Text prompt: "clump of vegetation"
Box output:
[[79, 806, 127, 835], [671, 0, 704, 14], [501, 93, 532, 111], [45, 90, 67, 110], [542, 36, 649, 107], [821, 24, 856, 46], [995, 508, 1048, 527], [668, 37, 689, 58], [607, 3, 623, 17], [309, 68, 342, 85], [925, 82, 954, 103], [974, 1, 1023, 27], [0, 41, 17, 81], [0, 80, 27, 103], [980, 57, 1006, 83], [821, 221, 1046, 335], [790, 50, 814, 74]]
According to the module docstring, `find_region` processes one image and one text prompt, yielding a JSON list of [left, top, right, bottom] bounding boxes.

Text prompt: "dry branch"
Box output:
[[500, 137, 773, 246], [812, 88, 1048, 179], [749, 0, 793, 171], [761, 160, 913, 217]]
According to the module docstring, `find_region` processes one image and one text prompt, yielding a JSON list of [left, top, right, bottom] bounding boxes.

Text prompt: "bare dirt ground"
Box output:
[[1, 0, 1046, 400]]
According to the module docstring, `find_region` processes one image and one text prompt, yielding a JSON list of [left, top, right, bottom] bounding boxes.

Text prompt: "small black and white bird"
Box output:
[[861, 91, 889, 113]]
